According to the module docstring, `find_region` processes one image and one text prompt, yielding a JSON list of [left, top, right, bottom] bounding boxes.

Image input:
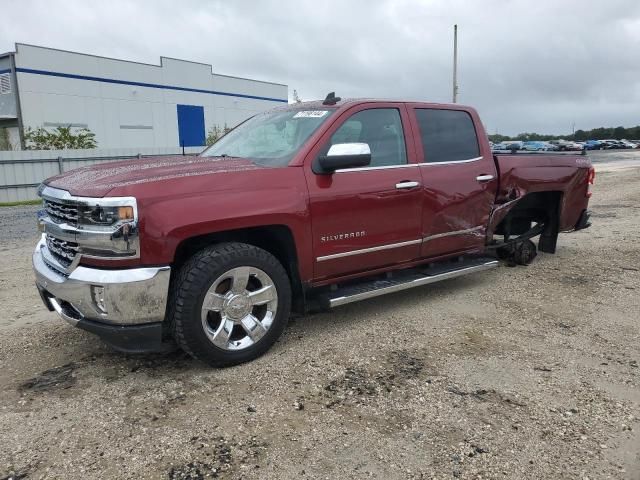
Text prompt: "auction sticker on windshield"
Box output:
[[293, 110, 328, 118]]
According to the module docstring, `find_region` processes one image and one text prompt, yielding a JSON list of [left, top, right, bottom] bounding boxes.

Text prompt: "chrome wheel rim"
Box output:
[[201, 266, 278, 351]]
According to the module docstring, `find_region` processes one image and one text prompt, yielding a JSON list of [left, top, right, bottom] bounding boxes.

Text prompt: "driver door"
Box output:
[[303, 103, 423, 282]]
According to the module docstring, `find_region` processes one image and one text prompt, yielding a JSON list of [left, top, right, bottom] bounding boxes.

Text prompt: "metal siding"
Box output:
[[0, 146, 205, 202], [11, 44, 287, 150]]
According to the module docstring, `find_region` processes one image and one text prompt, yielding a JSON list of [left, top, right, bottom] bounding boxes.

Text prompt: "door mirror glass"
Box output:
[[314, 143, 372, 174]]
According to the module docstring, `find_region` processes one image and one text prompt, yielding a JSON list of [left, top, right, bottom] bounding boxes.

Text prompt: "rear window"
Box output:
[[414, 109, 480, 163]]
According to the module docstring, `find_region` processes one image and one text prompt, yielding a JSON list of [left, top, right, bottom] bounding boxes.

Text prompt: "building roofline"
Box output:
[[159, 55, 286, 87], [13, 42, 287, 88]]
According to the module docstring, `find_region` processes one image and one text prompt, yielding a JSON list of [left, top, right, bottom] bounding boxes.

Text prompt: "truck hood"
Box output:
[[45, 155, 263, 197]]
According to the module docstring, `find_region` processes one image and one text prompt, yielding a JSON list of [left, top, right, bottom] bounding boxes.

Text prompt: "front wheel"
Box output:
[[170, 242, 292, 367]]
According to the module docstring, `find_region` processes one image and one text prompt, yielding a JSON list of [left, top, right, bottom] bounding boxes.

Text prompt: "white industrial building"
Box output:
[[0, 43, 288, 150]]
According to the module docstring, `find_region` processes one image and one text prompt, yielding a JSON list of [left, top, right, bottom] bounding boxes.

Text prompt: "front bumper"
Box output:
[[33, 235, 172, 352]]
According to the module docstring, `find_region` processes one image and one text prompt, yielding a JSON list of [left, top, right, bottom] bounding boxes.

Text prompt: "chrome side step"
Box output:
[[323, 257, 499, 308]]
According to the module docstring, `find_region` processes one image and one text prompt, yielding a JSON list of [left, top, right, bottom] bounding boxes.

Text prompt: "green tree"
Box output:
[[0, 128, 10, 151], [24, 126, 97, 150], [486, 124, 640, 143], [613, 126, 626, 139], [573, 129, 587, 141], [488, 133, 510, 143], [205, 124, 232, 146]]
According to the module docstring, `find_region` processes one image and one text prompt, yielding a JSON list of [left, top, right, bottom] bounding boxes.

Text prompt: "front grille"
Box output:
[[44, 199, 79, 225], [45, 235, 79, 268]]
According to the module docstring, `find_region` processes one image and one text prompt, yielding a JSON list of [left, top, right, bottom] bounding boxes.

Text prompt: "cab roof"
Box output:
[[275, 98, 470, 111]]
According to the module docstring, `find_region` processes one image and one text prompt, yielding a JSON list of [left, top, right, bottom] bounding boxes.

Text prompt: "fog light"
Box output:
[[91, 286, 107, 314]]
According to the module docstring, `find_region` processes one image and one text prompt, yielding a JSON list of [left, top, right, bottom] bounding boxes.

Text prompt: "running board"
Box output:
[[322, 257, 499, 308]]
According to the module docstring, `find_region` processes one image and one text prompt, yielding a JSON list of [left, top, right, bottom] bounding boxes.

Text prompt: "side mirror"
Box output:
[[313, 143, 371, 174]]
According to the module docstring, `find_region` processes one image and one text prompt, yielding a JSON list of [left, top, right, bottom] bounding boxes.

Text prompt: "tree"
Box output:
[[292, 89, 302, 103], [488, 133, 510, 143], [573, 129, 587, 141], [24, 125, 97, 150], [613, 126, 626, 140], [206, 124, 232, 146], [0, 128, 10, 151], [486, 124, 640, 142]]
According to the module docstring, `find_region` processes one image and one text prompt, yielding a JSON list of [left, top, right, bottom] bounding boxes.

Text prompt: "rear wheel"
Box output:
[[171, 242, 291, 367], [496, 239, 538, 265]]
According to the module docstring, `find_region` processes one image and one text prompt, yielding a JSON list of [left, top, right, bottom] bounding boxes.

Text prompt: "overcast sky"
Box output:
[[2, 0, 639, 135]]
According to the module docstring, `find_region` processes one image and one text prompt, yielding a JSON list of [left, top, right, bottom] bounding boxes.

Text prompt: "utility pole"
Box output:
[[452, 25, 459, 103]]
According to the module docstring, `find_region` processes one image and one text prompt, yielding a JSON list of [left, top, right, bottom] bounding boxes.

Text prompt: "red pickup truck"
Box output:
[[33, 95, 594, 366]]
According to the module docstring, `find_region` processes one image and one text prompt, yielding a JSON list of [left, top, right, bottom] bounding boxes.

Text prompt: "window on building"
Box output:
[[415, 109, 480, 163], [326, 108, 407, 168], [0, 73, 11, 95]]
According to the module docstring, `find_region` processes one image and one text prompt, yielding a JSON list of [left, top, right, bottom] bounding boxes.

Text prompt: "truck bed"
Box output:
[[492, 152, 592, 233]]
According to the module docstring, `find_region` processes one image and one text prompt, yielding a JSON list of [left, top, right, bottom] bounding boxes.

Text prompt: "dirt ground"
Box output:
[[0, 156, 639, 479]]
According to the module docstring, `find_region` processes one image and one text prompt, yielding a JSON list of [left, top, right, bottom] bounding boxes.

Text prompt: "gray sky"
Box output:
[[2, 0, 639, 135]]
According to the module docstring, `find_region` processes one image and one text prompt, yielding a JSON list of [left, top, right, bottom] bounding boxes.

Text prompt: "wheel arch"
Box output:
[[490, 190, 563, 253], [172, 225, 306, 313]]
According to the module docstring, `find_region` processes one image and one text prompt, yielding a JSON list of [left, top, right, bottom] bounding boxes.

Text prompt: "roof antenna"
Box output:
[[322, 92, 341, 105]]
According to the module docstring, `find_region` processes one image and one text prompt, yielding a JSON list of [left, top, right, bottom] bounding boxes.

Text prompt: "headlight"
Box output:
[[78, 204, 135, 227], [38, 185, 141, 265], [74, 198, 139, 258]]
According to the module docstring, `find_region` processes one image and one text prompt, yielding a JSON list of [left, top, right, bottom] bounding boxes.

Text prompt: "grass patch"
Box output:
[[0, 199, 41, 207]]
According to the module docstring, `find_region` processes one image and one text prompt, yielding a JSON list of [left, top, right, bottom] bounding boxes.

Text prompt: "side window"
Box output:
[[415, 109, 480, 163], [327, 108, 407, 168]]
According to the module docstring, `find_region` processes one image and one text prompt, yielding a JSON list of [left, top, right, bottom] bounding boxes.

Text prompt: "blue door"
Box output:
[[177, 104, 205, 147]]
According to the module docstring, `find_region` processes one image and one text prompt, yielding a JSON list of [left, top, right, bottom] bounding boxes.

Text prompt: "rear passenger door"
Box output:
[[408, 106, 498, 258]]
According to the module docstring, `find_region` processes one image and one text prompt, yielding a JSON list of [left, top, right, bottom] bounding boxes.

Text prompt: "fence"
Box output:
[[0, 146, 205, 202]]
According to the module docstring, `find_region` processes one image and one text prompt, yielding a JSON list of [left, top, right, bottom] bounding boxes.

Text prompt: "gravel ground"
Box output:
[[0, 204, 40, 242], [0, 156, 639, 479]]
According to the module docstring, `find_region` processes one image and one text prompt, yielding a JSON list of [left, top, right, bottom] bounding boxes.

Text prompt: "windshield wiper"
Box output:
[[202, 152, 246, 159]]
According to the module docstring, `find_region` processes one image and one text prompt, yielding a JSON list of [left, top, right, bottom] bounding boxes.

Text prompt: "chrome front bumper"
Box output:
[[33, 235, 171, 326]]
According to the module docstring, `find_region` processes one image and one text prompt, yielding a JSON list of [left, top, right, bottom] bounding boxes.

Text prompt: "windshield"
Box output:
[[201, 108, 335, 166]]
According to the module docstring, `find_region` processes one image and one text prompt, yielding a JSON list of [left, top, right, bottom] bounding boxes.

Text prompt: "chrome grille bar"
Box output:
[[44, 199, 79, 224], [45, 235, 79, 266]]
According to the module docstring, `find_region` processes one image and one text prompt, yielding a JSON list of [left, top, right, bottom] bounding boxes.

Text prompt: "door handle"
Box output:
[[395, 181, 420, 189], [476, 174, 494, 182]]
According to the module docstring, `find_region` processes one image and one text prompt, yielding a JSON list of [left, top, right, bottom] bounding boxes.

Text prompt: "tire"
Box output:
[[513, 239, 537, 265], [170, 242, 292, 367], [495, 239, 537, 265]]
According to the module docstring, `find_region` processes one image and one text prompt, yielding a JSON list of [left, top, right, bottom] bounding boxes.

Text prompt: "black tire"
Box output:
[[496, 244, 513, 260], [513, 239, 537, 265], [495, 239, 537, 265], [170, 242, 291, 367]]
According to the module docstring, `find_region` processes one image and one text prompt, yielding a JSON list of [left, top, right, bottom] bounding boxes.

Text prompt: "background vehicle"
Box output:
[[620, 140, 638, 149], [493, 141, 524, 151], [549, 140, 568, 150], [549, 139, 582, 151], [584, 140, 602, 150], [491, 142, 505, 152], [600, 139, 630, 149], [33, 97, 594, 366], [522, 141, 553, 151]]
